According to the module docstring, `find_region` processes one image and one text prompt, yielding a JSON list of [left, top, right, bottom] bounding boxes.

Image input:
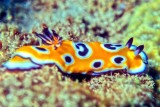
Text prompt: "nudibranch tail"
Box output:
[[3, 24, 148, 75]]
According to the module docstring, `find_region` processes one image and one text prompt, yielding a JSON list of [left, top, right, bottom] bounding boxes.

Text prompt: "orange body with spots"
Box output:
[[3, 25, 148, 75]]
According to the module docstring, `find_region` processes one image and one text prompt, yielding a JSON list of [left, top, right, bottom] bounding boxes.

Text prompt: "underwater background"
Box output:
[[0, 0, 159, 106]]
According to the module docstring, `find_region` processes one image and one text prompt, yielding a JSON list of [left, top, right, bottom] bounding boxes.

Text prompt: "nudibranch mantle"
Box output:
[[3, 25, 148, 75]]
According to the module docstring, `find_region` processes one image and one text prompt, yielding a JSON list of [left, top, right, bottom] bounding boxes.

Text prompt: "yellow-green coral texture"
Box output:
[[0, 0, 158, 106], [0, 66, 154, 106]]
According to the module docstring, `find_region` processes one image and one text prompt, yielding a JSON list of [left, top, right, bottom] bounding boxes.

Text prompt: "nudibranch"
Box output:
[[3, 25, 148, 75]]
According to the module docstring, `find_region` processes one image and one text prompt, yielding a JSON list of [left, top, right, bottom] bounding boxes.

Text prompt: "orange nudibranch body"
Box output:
[[3, 25, 148, 75]]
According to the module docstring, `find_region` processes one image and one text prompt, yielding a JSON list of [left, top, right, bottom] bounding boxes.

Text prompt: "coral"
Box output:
[[0, 66, 154, 106], [0, 40, 2, 49], [155, 79, 160, 105], [0, 24, 38, 65], [0, 24, 20, 63], [0, 66, 105, 107], [30, 0, 148, 43], [0, 65, 155, 106], [86, 73, 154, 106]]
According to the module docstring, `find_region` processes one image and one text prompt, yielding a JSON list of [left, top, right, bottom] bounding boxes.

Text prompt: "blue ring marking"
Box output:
[[101, 43, 123, 52], [90, 59, 104, 70], [72, 42, 92, 59], [111, 55, 126, 66], [62, 53, 74, 66]]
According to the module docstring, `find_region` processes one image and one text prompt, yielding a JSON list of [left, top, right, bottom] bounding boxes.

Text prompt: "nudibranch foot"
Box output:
[[3, 24, 148, 75]]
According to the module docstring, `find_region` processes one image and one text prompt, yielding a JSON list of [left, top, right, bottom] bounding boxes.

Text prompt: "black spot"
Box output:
[[75, 45, 79, 49], [114, 57, 124, 64], [104, 44, 116, 50], [104, 44, 122, 50], [35, 47, 47, 51], [76, 43, 89, 56], [93, 62, 101, 68], [65, 56, 72, 63], [114, 44, 122, 47]]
